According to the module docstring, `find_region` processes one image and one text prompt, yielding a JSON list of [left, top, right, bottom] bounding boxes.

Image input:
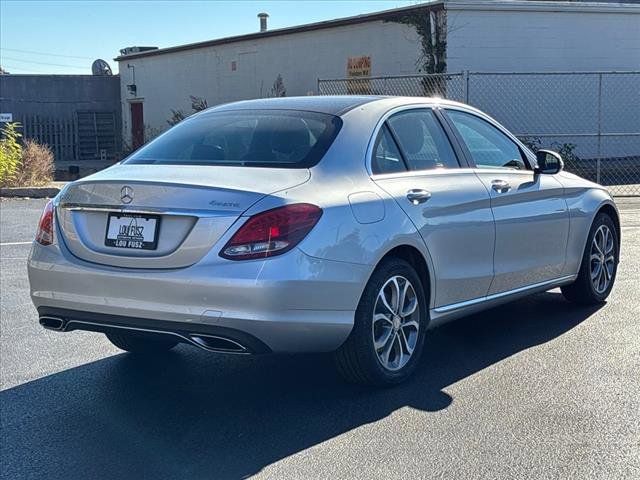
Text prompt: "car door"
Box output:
[[371, 107, 495, 308], [443, 107, 569, 295]]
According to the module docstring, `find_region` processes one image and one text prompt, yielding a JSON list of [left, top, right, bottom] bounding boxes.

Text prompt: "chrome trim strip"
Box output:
[[433, 275, 577, 314], [62, 319, 252, 355], [371, 167, 478, 181], [59, 203, 238, 218]]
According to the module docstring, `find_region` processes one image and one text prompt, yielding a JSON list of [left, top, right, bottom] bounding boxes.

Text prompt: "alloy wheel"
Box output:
[[590, 225, 615, 294], [372, 275, 420, 371]]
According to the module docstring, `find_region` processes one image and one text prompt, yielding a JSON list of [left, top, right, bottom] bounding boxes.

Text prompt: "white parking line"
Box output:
[[0, 241, 32, 246]]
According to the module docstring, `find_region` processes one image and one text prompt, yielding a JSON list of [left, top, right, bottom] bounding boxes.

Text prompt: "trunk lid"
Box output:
[[56, 164, 310, 268]]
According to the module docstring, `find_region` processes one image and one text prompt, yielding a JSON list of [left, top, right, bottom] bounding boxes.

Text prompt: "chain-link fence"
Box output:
[[318, 71, 640, 196]]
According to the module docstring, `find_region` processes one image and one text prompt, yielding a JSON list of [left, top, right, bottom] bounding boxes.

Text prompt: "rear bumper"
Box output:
[[38, 307, 273, 354], [28, 239, 371, 353]]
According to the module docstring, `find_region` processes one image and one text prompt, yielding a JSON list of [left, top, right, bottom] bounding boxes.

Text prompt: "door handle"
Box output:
[[406, 189, 432, 205], [491, 179, 511, 193]]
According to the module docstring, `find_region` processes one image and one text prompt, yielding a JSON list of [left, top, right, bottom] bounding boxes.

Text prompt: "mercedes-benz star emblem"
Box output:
[[120, 186, 134, 204]]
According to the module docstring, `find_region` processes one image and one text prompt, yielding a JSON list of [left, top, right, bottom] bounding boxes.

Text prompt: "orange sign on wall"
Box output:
[[347, 56, 371, 94], [347, 56, 371, 78]]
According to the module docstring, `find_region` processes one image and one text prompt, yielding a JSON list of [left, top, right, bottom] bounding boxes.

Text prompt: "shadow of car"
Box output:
[[1, 291, 601, 479]]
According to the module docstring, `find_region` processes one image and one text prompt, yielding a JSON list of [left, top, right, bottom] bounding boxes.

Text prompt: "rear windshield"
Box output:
[[125, 109, 342, 168]]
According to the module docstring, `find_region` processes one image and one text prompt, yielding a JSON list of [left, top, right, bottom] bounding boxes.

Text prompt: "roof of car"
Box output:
[[207, 96, 385, 116]]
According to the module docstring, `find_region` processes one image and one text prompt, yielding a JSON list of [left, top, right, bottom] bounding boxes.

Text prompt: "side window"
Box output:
[[372, 125, 406, 175], [447, 110, 527, 170], [387, 110, 459, 171]]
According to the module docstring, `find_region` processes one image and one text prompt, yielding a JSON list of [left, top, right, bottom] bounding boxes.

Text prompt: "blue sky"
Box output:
[[0, 0, 416, 75]]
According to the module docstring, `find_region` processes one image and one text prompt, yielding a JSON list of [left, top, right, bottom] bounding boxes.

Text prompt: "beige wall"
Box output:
[[118, 20, 422, 145], [117, 2, 640, 149]]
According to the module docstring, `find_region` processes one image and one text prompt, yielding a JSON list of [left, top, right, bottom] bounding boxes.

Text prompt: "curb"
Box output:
[[0, 186, 62, 198]]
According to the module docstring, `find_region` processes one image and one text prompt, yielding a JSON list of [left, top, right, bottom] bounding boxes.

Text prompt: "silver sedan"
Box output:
[[28, 96, 620, 385]]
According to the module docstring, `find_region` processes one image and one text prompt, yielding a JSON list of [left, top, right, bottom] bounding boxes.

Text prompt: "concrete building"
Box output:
[[115, 0, 640, 148]]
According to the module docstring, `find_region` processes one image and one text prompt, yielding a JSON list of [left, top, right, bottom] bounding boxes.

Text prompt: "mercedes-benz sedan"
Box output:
[[28, 96, 620, 385]]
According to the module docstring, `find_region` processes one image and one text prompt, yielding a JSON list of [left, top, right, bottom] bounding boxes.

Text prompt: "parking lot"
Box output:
[[1, 197, 639, 479]]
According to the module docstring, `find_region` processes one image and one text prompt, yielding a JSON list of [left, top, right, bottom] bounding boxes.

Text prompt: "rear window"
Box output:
[[125, 109, 342, 168]]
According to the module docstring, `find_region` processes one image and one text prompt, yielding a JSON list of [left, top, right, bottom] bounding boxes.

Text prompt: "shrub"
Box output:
[[167, 95, 209, 126], [167, 109, 187, 126], [553, 142, 579, 166], [518, 136, 580, 167], [190, 95, 208, 111], [0, 122, 23, 187], [13, 140, 54, 187], [518, 136, 542, 152]]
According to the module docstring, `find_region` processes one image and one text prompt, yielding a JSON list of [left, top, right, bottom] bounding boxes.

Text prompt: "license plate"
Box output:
[[105, 213, 160, 250]]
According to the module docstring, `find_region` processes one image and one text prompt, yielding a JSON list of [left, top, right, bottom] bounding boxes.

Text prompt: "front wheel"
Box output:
[[562, 213, 619, 305], [334, 258, 428, 386]]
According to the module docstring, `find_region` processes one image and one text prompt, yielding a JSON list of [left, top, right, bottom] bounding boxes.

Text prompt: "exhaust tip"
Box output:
[[189, 334, 248, 353], [39, 316, 64, 331]]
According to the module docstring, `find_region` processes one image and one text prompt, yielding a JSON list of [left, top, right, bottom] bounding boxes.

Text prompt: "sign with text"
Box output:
[[0, 113, 13, 122], [347, 56, 371, 77], [347, 56, 371, 94]]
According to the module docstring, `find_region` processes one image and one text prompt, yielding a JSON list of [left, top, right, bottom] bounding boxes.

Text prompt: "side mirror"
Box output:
[[534, 149, 564, 175]]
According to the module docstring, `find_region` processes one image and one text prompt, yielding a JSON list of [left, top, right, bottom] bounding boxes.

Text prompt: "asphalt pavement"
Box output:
[[1, 197, 639, 480]]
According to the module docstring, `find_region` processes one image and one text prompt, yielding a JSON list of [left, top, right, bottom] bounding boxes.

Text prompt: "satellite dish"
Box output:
[[92, 59, 113, 76]]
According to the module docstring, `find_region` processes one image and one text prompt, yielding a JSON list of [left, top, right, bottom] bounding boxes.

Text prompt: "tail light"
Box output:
[[35, 200, 55, 245], [221, 203, 322, 260]]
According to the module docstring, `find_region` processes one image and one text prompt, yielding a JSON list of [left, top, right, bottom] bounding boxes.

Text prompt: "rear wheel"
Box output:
[[334, 258, 428, 386], [562, 213, 618, 305], [106, 331, 178, 354]]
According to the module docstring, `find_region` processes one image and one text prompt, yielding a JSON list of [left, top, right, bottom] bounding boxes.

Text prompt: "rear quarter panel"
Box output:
[[239, 99, 473, 310], [244, 174, 437, 306]]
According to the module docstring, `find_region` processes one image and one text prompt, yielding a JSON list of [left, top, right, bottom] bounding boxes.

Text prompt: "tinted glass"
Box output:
[[447, 110, 526, 170], [125, 110, 342, 168], [387, 110, 459, 171], [372, 125, 406, 175]]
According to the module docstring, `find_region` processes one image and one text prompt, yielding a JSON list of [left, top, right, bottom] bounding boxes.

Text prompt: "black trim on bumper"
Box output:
[[37, 307, 272, 354]]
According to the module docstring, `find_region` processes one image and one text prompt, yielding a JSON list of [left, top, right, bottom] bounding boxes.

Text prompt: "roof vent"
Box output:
[[258, 12, 269, 32]]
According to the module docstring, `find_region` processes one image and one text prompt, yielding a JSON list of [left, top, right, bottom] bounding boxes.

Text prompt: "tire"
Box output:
[[562, 212, 619, 305], [106, 330, 178, 354], [334, 257, 428, 386]]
